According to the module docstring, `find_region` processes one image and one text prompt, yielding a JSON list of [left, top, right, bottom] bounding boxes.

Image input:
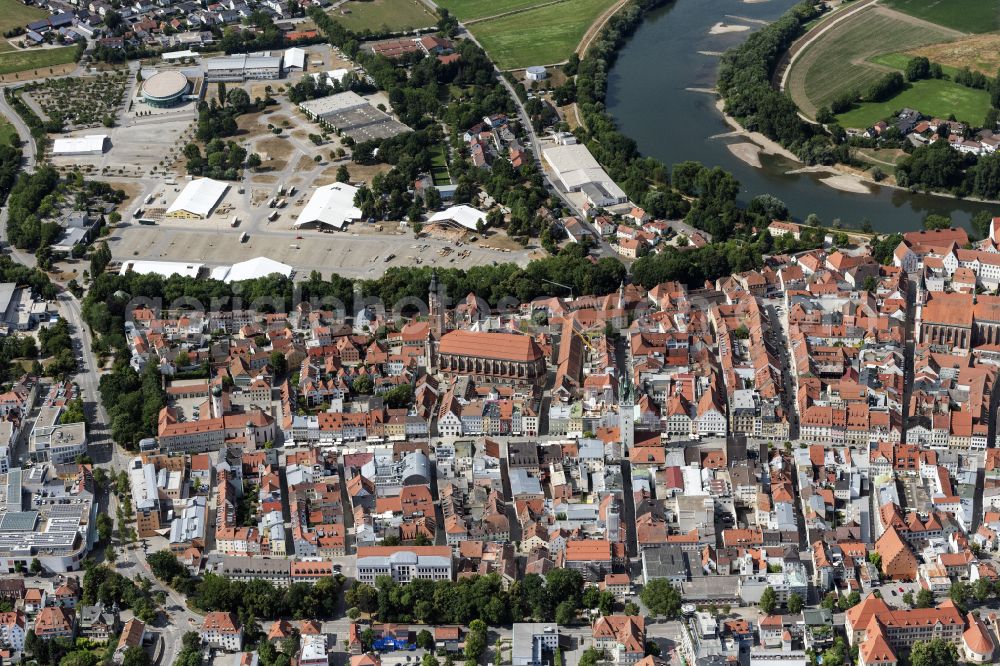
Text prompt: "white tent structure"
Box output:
[[210, 257, 293, 283], [165, 178, 229, 219], [294, 183, 362, 229], [52, 135, 108, 156], [284, 47, 306, 70], [427, 205, 487, 231], [119, 260, 203, 278]]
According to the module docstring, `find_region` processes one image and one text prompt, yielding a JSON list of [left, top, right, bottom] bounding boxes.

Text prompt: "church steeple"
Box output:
[[429, 270, 443, 338]]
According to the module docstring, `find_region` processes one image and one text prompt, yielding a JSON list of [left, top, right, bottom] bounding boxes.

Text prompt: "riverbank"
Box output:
[[714, 98, 895, 195]]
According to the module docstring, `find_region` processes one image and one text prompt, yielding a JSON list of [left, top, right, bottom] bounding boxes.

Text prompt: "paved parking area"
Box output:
[[109, 224, 531, 280]]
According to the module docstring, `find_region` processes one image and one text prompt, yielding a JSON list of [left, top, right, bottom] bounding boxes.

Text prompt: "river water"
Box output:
[[604, 0, 996, 233]]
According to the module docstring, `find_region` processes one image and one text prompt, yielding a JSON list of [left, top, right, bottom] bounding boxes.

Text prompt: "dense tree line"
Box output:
[[346, 569, 594, 626], [81, 563, 159, 623], [193, 572, 343, 621], [98, 361, 166, 450], [865, 72, 905, 103], [6, 166, 60, 251], [895, 140, 972, 193], [717, 1, 827, 162]]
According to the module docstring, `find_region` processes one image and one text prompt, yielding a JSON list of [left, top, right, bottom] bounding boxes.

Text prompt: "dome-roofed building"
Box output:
[[141, 71, 190, 107]]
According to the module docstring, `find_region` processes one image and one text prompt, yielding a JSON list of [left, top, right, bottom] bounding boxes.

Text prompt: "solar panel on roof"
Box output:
[[0, 511, 38, 532]]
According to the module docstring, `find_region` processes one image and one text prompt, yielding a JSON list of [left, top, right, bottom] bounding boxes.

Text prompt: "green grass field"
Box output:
[[786, 6, 958, 117], [429, 145, 450, 185], [470, 0, 613, 69], [869, 52, 962, 79], [0, 121, 17, 146], [882, 0, 1000, 34], [330, 0, 437, 32], [0, 0, 46, 52], [0, 45, 76, 75], [835, 78, 991, 128], [437, 0, 548, 21]]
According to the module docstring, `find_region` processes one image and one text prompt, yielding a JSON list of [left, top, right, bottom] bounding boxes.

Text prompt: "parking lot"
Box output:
[[110, 223, 532, 280]]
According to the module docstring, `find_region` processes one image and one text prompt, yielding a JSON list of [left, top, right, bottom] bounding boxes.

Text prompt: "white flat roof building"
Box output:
[[210, 256, 293, 283], [298, 91, 368, 119], [163, 49, 198, 61], [311, 68, 350, 85], [166, 178, 229, 219], [284, 47, 305, 70], [128, 457, 159, 513], [427, 205, 487, 231], [542, 143, 627, 204], [119, 260, 203, 278], [205, 54, 282, 81], [293, 182, 362, 229], [52, 135, 108, 156]]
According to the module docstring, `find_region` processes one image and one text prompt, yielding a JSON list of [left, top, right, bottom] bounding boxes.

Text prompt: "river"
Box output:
[[604, 0, 996, 233]]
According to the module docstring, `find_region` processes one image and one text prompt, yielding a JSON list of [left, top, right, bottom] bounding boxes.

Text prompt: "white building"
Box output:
[[165, 178, 229, 219], [200, 612, 242, 652], [29, 406, 87, 464], [298, 633, 327, 666], [0, 611, 26, 651], [209, 257, 293, 283], [427, 205, 487, 231], [512, 624, 560, 666], [355, 546, 452, 584], [204, 54, 282, 81], [293, 182, 362, 229], [542, 144, 627, 206], [52, 135, 108, 156], [119, 260, 203, 278]]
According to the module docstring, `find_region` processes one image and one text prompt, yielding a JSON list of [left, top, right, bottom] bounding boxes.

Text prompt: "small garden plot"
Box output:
[[24, 70, 129, 130]]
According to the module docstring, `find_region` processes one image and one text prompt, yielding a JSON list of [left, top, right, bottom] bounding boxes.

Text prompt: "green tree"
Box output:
[[578, 648, 602, 666], [973, 576, 992, 603], [923, 214, 953, 230], [640, 579, 682, 619], [336, 165, 350, 183], [949, 581, 969, 610], [839, 590, 861, 611], [786, 592, 803, 614], [30, 558, 42, 575], [121, 645, 151, 666], [909, 638, 958, 666], [270, 351, 288, 379], [915, 587, 935, 608], [352, 375, 373, 395], [416, 629, 434, 650], [972, 209, 994, 239], [759, 586, 777, 615]]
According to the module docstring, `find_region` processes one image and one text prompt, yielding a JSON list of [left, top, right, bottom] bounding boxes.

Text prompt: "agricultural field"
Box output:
[[469, 0, 615, 69], [786, 6, 960, 117], [330, 0, 437, 33], [0, 45, 76, 76], [882, 0, 1000, 34], [907, 32, 1000, 76], [437, 0, 548, 22], [835, 78, 991, 128]]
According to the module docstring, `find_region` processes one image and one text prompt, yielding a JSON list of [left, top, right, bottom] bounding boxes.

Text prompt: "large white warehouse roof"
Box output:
[[119, 260, 203, 278], [427, 205, 487, 231], [166, 178, 229, 218], [210, 257, 293, 283], [52, 134, 108, 155], [294, 182, 362, 229]]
